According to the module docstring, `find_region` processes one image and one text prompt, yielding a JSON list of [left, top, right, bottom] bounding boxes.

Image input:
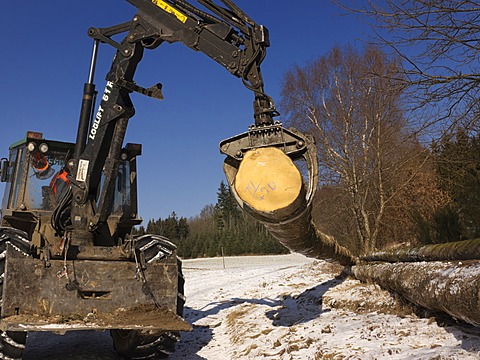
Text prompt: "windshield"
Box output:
[[25, 149, 70, 211], [112, 161, 131, 215], [22, 147, 131, 215], [3, 147, 24, 210]]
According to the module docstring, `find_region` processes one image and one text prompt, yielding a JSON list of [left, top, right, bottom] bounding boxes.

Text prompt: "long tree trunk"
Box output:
[[360, 238, 480, 262], [353, 260, 480, 326]]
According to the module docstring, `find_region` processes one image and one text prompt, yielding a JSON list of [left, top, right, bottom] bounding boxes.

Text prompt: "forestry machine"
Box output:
[[0, 0, 315, 358]]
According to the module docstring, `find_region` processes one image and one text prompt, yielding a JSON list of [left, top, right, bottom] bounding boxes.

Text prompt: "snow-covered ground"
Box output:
[[24, 254, 480, 359]]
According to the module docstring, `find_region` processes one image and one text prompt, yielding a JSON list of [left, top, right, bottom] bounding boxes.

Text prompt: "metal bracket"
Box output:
[[87, 22, 132, 50], [219, 121, 308, 161], [116, 79, 164, 100]]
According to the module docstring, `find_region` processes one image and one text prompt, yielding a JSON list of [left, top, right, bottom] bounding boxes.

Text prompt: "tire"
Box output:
[[111, 236, 185, 359], [0, 227, 31, 359], [111, 330, 180, 359]]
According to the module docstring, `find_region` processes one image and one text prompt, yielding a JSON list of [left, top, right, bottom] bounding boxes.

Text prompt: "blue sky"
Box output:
[[0, 1, 369, 221]]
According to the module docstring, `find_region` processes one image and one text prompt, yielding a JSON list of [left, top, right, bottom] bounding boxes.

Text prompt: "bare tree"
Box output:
[[378, 157, 451, 247], [280, 45, 426, 253], [340, 0, 480, 131]]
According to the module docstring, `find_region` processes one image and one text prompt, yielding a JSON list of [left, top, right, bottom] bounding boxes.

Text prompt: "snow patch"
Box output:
[[21, 254, 480, 359]]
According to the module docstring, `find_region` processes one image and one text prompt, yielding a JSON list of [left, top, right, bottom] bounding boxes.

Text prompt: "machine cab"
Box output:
[[0, 131, 141, 238], [1, 132, 74, 213]]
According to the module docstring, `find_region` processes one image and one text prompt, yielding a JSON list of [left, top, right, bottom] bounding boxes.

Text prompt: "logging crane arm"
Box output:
[[65, 0, 313, 247]]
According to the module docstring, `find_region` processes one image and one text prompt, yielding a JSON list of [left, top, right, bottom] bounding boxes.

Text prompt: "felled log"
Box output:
[[224, 146, 355, 266], [361, 238, 480, 262], [353, 260, 480, 326]]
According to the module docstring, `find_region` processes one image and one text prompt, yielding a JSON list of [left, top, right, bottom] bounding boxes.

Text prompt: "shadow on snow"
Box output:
[[174, 273, 347, 357]]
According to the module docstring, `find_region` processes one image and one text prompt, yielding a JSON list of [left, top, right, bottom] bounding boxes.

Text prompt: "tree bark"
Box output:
[[360, 238, 480, 262], [353, 260, 480, 326]]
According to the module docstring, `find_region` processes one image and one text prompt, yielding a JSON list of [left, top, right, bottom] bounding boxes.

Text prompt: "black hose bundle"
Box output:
[[51, 186, 73, 235]]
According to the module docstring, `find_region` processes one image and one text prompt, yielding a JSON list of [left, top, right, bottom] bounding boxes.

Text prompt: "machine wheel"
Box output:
[[111, 330, 180, 359], [111, 236, 185, 359], [0, 227, 31, 359]]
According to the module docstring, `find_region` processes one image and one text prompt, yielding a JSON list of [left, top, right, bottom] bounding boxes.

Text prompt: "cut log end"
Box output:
[[229, 146, 355, 266], [234, 147, 303, 214]]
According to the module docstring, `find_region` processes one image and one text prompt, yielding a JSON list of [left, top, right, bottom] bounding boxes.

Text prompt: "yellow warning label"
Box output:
[[151, 0, 188, 23]]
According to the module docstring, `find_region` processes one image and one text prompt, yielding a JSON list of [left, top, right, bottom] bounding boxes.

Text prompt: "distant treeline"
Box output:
[[133, 181, 289, 259]]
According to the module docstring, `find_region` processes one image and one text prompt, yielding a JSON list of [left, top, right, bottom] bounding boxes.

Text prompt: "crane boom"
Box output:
[[65, 0, 280, 246]]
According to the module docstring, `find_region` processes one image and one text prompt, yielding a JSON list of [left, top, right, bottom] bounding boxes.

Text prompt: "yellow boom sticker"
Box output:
[[151, 0, 188, 23]]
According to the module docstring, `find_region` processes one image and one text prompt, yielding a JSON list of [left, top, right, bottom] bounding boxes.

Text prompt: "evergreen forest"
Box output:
[[134, 181, 289, 259]]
